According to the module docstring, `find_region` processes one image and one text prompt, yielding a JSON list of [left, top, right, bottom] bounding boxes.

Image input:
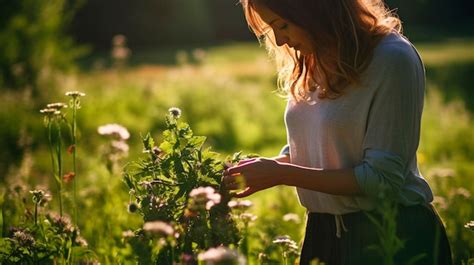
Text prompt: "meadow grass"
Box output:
[[1, 39, 473, 264]]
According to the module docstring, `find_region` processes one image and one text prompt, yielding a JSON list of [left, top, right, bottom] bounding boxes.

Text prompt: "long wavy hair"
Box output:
[[240, 0, 402, 101]]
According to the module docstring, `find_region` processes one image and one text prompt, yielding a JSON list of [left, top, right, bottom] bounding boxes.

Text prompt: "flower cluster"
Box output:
[[188, 186, 222, 212], [143, 221, 175, 237], [98, 123, 130, 173], [198, 246, 246, 265]]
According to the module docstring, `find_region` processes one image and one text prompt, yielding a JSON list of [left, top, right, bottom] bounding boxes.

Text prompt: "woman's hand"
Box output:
[[223, 157, 284, 198]]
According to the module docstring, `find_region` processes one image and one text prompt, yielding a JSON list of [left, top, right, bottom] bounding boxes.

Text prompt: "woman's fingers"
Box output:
[[237, 158, 257, 166]]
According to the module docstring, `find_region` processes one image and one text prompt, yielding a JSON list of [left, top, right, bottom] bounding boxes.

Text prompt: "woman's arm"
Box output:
[[224, 158, 361, 198]]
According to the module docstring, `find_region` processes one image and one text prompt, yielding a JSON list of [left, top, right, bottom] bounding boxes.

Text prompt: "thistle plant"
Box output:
[[123, 107, 255, 264], [65, 91, 85, 226]]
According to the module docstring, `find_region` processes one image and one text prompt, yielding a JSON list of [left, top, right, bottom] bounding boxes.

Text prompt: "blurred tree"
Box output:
[[71, 0, 473, 50], [0, 0, 87, 94]]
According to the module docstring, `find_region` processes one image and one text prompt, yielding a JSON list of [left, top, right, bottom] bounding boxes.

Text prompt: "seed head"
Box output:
[[128, 202, 138, 213], [168, 107, 181, 119]]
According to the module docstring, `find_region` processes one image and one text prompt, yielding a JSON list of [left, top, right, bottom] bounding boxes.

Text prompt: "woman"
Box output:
[[223, 0, 452, 264]]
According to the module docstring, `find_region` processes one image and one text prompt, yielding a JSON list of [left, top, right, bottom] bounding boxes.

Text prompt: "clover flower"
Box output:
[[143, 221, 174, 237], [188, 186, 221, 211], [97, 123, 130, 140], [228, 200, 253, 211], [65, 91, 86, 98], [198, 246, 246, 265], [46, 102, 68, 110], [168, 107, 182, 119], [465, 220, 474, 232], [283, 213, 301, 224], [13, 231, 35, 247]]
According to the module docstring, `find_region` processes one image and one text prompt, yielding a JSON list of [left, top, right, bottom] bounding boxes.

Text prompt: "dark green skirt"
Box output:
[[300, 204, 452, 265]]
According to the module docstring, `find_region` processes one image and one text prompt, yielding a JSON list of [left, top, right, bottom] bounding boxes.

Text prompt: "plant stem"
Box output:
[[34, 203, 38, 226], [72, 99, 78, 226], [56, 121, 63, 217], [48, 121, 62, 216]]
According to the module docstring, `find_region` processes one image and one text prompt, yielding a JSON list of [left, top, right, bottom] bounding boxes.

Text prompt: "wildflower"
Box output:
[[111, 140, 129, 153], [143, 221, 174, 237], [47, 213, 75, 234], [239, 213, 257, 223], [452, 188, 471, 199], [273, 235, 297, 247], [67, 144, 75, 154], [13, 231, 35, 247], [40, 108, 57, 114], [30, 190, 45, 204], [75, 236, 88, 247], [188, 186, 221, 212], [168, 107, 181, 119], [433, 196, 448, 210], [65, 91, 86, 98], [283, 213, 301, 224], [228, 200, 253, 211], [192, 48, 207, 63], [112, 34, 127, 46], [122, 230, 135, 238], [128, 202, 138, 213], [46, 102, 68, 110], [63, 172, 76, 184], [180, 253, 195, 265], [97, 123, 130, 140], [429, 168, 455, 178], [198, 246, 246, 265], [464, 220, 474, 232]]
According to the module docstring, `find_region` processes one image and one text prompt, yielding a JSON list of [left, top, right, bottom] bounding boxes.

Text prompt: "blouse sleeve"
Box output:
[[354, 43, 425, 199]]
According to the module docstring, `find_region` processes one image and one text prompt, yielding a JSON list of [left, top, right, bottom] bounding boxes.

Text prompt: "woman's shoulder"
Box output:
[[369, 33, 424, 75], [369, 32, 424, 74]]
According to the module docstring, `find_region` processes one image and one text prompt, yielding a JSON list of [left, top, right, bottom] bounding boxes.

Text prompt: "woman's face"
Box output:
[[253, 3, 314, 55]]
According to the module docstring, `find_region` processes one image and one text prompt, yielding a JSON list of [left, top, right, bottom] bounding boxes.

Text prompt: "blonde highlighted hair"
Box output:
[[240, 0, 402, 101]]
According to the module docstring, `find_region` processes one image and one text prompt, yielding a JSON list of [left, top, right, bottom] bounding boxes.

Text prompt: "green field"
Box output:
[[1, 38, 473, 264]]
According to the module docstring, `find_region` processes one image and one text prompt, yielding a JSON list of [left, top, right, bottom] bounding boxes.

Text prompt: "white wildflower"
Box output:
[[97, 123, 130, 140], [143, 221, 174, 236]]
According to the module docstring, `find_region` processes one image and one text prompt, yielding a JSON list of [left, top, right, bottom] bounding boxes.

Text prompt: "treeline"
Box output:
[[71, 0, 474, 50]]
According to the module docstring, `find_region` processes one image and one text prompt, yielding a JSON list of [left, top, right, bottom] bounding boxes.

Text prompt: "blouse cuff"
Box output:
[[354, 149, 406, 198]]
